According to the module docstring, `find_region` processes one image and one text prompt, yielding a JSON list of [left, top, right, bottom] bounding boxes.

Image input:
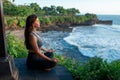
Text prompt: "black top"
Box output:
[[26, 32, 43, 50], [31, 32, 43, 48]]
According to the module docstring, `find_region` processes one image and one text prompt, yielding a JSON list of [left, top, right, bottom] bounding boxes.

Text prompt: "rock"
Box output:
[[96, 20, 112, 25]]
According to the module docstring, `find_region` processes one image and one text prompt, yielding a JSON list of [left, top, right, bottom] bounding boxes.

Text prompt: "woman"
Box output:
[[24, 14, 59, 71]]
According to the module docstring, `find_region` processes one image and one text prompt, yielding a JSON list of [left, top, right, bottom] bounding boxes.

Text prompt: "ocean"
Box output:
[[64, 15, 120, 62]]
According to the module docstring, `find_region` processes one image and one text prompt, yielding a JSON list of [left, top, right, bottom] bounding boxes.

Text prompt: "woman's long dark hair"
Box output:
[[24, 14, 37, 49]]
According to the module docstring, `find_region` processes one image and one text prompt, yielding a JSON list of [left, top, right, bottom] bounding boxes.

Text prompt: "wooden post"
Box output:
[[0, 1, 18, 80], [0, 0, 7, 57]]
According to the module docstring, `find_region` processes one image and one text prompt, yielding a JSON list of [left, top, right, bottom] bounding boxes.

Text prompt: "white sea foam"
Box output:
[[64, 24, 120, 62]]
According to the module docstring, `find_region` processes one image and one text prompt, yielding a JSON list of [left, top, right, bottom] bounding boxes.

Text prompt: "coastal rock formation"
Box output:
[[96, 20, 112, 25], [39, 20, 112, 32]]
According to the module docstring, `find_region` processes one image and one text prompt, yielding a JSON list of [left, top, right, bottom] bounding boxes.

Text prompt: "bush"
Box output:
[[109, 60, 120, 80], [77, 57, 112, 80], [40, 17, 51, 25], [56, 55, 118, 80], [50, 16, 59, 23], [18, 19, 25, 28], [6, 33, 27, 58], [7, 19, 14, 27]]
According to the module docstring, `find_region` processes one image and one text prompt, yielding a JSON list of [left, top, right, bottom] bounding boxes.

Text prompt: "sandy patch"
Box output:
[[6, 29, 24, 40]]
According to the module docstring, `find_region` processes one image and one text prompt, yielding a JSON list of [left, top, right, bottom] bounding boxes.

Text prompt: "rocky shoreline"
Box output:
[[39, 20, 112, 32], [39, 31, 89, 62]]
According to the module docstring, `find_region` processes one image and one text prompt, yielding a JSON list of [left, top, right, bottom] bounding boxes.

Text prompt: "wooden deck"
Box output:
[[14, 58, 73, 80]]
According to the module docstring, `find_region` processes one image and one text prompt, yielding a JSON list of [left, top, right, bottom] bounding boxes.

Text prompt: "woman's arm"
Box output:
[[29, 34, 53, 61], [40, 47, 55, 53], [40, 47, 48, 52]]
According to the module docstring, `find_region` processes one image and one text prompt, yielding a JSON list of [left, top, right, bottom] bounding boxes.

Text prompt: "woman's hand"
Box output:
[[47, 48, 55, 53], [53, 58, 59, 63]]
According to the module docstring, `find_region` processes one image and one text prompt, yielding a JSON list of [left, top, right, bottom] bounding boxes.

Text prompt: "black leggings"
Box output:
[[26, 52, 56, 70]]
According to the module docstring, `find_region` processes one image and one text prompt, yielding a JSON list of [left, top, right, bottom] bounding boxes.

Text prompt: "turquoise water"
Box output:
[[64, 15, 120, 62]]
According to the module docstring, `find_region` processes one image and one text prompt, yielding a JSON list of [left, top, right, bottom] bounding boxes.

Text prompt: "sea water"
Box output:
[[64, 15, 120, 62]]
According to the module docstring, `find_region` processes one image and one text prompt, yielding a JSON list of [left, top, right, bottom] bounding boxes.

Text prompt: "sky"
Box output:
[[9, 0, 120, 15]]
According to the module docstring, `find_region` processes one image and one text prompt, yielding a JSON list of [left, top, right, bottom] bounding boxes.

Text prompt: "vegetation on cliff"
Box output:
[[3, 0, 97, 31]]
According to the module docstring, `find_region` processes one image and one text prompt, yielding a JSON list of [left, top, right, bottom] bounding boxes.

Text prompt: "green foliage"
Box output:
[[3, 0, 97, 28], [56, 6, 67, 16], [49, 16, 58, 23], [3, 0, 80, 16], [7, 18, 14, 27], [77, 57, 112, 80], [16, 5, 34, 16], [18, 19, 25, 28], [5, 17, 26, 28], [79, 16, 88, 23], [6, 33, 27, 58], [30, 3, 41, 12], [54, 53, 82, 80], [57, 17, 65, 24], [55, 55, 120, 80], [109, 60, 120, 80], [5, 14, 97, 29], [66, 8, 80, 16], [39, 17, 51, 25], [3, 0, 17, 16], [85, 13, 97, 20], [49, 16, 65, 24]]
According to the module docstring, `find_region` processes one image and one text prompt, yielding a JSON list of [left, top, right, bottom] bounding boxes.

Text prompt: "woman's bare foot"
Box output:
[[45, 68, 51, 71]]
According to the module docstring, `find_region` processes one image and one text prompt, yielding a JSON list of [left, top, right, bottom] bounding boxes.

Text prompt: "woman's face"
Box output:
[[32, 18, 40, 28]]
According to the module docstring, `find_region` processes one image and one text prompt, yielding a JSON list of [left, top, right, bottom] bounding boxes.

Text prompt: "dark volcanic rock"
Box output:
[[97, 20, 112, 25], [38, 19, 112, 32]]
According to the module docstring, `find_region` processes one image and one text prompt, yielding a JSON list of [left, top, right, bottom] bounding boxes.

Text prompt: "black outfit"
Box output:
[[26, 32, 56, 70]]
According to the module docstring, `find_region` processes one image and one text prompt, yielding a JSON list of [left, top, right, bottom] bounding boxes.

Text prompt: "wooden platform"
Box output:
[[14, 58, 73, 80]]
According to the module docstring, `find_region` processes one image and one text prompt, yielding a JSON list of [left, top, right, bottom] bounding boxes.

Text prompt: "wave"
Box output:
[[64, 24, 120, 62], [94, 24, 120, 32]]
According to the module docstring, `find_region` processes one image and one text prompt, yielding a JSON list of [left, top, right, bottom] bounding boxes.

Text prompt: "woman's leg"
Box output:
[[26, 52, 56, 70], [37, 52, 56, 70], [37, 59, 56, 69], [44, 52, 53, 58]]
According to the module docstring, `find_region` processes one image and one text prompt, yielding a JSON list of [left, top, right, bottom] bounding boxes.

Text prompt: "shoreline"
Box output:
[[39, 31, 89, 62]]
